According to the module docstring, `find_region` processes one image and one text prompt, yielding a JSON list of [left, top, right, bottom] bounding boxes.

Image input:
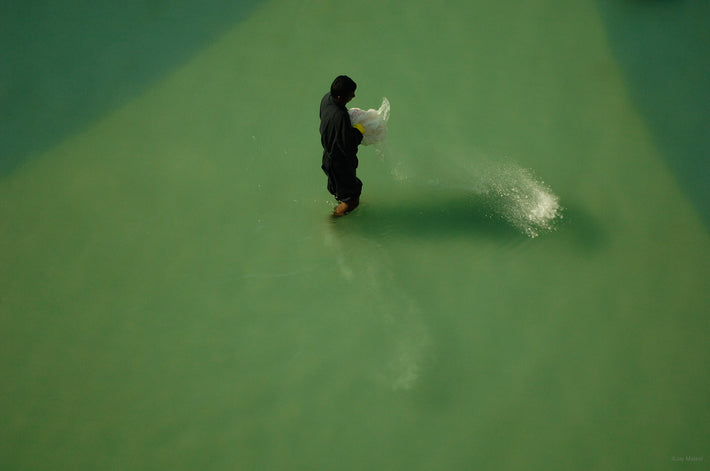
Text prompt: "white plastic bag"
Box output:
[[348, 97, 390, 153]]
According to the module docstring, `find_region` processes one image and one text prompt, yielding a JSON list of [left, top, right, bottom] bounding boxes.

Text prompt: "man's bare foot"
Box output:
[[333, 201, 350, 216]]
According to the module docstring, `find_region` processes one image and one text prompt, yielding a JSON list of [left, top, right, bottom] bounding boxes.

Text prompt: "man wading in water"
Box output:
[[319, 75, 365, 216]]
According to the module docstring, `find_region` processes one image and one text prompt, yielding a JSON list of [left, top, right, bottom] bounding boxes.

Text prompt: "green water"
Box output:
[[1, 1, 708, 470]]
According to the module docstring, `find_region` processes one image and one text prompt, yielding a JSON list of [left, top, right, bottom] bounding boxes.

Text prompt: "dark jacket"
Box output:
[[320, 93, 363, 168]]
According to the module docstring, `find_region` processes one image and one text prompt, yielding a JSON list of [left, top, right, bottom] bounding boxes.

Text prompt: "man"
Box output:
[[320, 75, 365, 216]]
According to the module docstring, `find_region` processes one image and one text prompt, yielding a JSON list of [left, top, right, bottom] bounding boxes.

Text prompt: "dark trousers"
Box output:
[[322, 156, 362, 204]]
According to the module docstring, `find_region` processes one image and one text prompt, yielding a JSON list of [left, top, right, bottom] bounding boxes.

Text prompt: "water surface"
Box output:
[[1, 0, 708, 470]]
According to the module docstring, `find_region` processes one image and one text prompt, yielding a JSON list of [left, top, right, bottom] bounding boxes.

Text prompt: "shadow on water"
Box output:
[[595, 0, 710, 228], [330, 193, 607, 253], [341, 195, 523, 241], [0, 0, 261, 177], [554, 201, 609, 253]]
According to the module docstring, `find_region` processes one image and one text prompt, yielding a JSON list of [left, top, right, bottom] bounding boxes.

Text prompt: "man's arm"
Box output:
[[340, 115, 363, 156]]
